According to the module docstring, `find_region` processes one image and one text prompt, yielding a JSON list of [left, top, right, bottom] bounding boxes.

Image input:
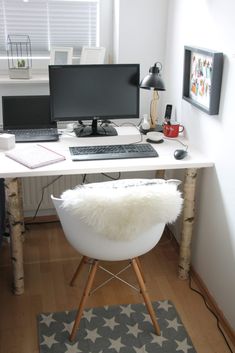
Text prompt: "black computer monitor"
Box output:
[[48, 64, 140, 137]]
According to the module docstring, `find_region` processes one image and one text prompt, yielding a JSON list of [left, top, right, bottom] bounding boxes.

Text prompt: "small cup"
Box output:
[[163, 122, 184, 138]]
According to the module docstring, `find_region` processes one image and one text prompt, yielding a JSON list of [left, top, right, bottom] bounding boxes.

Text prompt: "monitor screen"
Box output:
[[2, 95, 56, 130], [49, 64, 140, 136]]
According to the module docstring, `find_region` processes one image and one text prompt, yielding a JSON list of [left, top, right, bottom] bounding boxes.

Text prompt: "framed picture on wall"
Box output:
[[182, 46, 223, 115], [50, 47, 73, 65]]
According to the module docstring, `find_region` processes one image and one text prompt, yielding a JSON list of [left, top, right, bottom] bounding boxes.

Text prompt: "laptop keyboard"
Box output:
[[6, 128, 58, 136], [69, 143, 158, 161], [4, 128, 59, 142]]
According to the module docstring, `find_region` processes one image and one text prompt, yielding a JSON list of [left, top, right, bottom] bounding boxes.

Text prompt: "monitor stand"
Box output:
[[74, 118, 118, 137]]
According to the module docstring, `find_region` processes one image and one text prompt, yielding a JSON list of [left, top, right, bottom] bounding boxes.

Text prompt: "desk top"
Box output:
[[0, 127, 214, 178]]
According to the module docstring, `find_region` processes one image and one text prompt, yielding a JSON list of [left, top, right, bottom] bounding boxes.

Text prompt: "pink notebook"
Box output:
[[5, 144, 65, 169]]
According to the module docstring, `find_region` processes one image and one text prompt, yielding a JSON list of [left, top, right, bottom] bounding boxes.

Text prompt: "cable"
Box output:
[[99, 120, 143, 144], [166, 227, 234, 352], [129, 133, 143, 144], [60, 131, 75, 137], [32, 175, 62, 220], [100, 119, 112, 126], [163, 136, 188, 150], [101, 172, 121, 181], [32, 173, 89, 221], [119, 121, 140, 128], [188, 272, 234, 353], [82, 174, 87, 184], [157, 226, 174, 246]]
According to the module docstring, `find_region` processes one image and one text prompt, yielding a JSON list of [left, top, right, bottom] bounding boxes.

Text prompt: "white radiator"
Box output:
[[22, 171, 155, 217], [22, 174, 105, 217]]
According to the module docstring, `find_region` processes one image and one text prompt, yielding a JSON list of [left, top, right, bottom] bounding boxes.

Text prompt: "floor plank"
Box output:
[[0, 222, 233, 353]]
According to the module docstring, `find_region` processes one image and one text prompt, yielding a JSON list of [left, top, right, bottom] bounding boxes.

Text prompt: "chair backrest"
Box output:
[[52, 196, 165, 261], [80, 46, 106, 64], [52, 178, 183, 261]]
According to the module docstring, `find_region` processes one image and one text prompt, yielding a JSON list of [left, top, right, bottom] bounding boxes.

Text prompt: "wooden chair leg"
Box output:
[[131, 258, 161, 335], [70, 259, 99, 342], [136, 257, 146, 283], [70, 256, 88, 287]]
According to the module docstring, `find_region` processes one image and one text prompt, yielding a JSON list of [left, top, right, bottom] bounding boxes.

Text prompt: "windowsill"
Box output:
[[0, 74, 49, 84]]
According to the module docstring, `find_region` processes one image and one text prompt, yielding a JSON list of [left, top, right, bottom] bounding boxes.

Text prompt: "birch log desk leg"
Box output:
[[178, 168, 198, 279], [17, 178, 25, 238], [5, 178, 24, 295]]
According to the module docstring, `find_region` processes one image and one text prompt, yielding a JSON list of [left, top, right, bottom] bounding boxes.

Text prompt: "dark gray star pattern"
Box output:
[[38, 300, 197, 353]]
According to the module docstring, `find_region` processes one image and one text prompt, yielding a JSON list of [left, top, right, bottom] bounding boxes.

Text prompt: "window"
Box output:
[[0, 0, 99, 57]]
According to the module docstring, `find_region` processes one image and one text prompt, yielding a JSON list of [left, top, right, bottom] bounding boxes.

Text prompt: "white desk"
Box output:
[[0, 128, 213, 294]]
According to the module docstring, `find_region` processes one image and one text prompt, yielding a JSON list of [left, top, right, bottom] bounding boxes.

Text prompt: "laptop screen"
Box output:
[[2, 95, 57, 130]]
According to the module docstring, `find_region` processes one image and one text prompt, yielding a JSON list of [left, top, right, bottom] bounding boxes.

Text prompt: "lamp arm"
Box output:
[[150, 90, 159, 129]]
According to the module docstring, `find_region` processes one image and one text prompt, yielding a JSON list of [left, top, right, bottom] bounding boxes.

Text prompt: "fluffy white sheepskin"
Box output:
[[60, 179, 183, 241]]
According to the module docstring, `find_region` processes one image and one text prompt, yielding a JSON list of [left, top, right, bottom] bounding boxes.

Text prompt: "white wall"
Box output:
[[164, 0, 235, 329], [114, 0, 169, 119], [99, 0, 114, 63]]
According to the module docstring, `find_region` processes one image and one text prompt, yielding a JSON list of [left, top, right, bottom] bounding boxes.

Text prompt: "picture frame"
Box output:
[[79, 46, 106, 64], [50, 47, 73, 65], [182, 46, 223, 115]]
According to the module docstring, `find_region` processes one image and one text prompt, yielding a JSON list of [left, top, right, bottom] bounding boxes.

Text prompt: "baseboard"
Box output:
[[190, 267, 235, 347], [24, 214, 58, 224], [164, 227, 235, 348]]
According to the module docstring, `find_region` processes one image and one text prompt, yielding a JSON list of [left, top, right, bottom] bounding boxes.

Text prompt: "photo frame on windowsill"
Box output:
[[50, 47, 73, 65], [182, 46, 223, 115], [80, 46, 106, 64]]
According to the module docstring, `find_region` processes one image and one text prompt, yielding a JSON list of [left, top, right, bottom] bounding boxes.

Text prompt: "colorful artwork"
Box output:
[[189, 52, 212, 109], [183, 46, 223, 115]]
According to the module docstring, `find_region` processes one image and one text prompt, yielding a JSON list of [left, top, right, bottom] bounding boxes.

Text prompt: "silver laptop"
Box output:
[[2, 95, 59, 142]]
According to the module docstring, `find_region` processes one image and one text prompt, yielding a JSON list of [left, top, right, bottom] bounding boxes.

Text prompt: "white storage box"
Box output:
[[0, 133, 15, 150]]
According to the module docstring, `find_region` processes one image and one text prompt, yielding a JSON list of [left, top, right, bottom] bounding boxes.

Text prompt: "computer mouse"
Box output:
[[174, 149, 188, 160]]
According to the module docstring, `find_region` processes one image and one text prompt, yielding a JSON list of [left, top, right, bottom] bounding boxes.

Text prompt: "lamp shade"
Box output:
[[140, 62, 166, 91]]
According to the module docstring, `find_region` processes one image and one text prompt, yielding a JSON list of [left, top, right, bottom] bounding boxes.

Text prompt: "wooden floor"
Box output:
[[0, 222, 234, 353]]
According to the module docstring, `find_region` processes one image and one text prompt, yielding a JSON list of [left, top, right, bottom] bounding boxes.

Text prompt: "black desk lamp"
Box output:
[[140, 62, 166, 132]]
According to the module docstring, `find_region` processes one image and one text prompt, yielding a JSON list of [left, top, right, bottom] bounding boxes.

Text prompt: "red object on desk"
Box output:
[[163, 123, 184, 138]]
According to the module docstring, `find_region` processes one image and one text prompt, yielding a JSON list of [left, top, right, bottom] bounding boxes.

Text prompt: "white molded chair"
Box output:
[[51, 179, 182, 341]]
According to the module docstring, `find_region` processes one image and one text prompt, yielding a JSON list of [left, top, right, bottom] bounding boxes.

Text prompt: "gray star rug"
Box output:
[[37, 300, 197, 353]]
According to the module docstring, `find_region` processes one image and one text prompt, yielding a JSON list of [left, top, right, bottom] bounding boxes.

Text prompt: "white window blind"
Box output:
[[48, 2, 98, 51], [0, 0, 99, 56], [0, 1, 5, 53]]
